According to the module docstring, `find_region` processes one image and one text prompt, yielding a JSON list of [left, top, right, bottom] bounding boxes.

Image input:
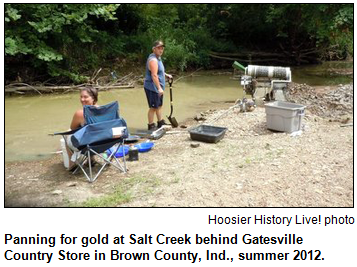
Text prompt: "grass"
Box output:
[[234, 146, 284, 169], [74, 173, 162, 207], [78, 187, 131, 207], [172, 177, 180, 183], [277, 149, 284, 156]]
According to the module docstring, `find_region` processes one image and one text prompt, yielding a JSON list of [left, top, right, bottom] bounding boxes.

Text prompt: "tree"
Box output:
[[5, 4, 120, 82], [4, 4, 353, 84], [266, 4, 353, 62]]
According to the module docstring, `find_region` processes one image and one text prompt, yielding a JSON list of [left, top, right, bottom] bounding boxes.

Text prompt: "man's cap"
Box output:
[[153, 40, 165, 48]]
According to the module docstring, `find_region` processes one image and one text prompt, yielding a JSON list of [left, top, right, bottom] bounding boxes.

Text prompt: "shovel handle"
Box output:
[[168, 77, 173, 87]]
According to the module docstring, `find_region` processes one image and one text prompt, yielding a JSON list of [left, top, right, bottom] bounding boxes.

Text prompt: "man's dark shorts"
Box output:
[[144, 88, 163, 108]]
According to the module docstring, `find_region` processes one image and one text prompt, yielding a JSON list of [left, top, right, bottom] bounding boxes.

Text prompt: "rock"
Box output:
[[190, 143, 200, 148], [314, 189, 323, 194], [66, 182, 77, 187], [235, 183, 243, 190], [51, 190, 62, 195], [194, 114, 204, 121]]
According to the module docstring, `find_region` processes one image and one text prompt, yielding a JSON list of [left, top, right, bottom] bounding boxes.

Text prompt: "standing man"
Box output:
[[144, 40, 172, 130]]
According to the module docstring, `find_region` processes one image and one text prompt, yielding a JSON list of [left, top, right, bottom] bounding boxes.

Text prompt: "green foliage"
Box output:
[[130, 4, 216, 70], [329, 4, 353, 57], [5, 4, 353, 84], [5, 4, 120, 82], [266, 4, 353, 59], [163, 39, 190, 71], [5, 37, 31, 55]]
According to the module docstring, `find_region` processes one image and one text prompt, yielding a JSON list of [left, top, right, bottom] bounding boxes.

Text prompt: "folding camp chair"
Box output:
[[53, 101, 129, 182]]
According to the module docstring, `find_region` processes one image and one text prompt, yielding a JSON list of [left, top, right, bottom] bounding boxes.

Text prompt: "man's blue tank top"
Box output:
[[144, 53, 165, 93]]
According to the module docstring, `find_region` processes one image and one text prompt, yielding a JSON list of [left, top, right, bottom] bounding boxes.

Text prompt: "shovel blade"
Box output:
[[167, 116, 179, 128]]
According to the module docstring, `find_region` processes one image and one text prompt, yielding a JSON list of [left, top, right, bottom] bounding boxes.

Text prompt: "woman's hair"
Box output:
[[81, 87, 98, 104]]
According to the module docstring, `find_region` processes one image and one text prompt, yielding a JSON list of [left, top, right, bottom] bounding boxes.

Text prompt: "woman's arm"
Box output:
[[70, 109, 84, 130]]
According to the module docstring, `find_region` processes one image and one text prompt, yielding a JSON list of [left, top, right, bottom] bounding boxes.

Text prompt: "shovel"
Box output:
[[167, 77, 179, 127]]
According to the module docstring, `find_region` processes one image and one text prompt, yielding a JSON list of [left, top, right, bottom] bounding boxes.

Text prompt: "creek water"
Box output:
[[5, 61, 352, 162]]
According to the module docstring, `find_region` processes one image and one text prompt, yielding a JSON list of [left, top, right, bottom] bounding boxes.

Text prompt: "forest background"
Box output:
[[4, 3, 353, 84]]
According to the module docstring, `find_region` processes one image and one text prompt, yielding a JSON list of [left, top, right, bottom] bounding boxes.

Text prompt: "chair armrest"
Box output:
[[50, 127, 82, 136]]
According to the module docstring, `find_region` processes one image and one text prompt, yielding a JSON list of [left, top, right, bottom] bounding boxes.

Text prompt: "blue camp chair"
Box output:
[[54, 101, 128, 182]]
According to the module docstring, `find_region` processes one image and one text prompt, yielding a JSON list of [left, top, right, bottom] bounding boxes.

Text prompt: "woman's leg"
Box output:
[[65, 143, 76, 170]]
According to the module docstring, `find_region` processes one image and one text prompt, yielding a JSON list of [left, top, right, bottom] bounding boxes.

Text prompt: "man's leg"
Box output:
[[155, 106, 163, 121], [156, 106, 169, 128], [148, 108, 156, 124], [145, 88, 158, 130], [156, 94, 168, 128], [148, 108, 157, 130]]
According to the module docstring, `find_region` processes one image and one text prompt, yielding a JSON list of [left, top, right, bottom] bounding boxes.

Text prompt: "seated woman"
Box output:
[[65, 87, 98, 170]]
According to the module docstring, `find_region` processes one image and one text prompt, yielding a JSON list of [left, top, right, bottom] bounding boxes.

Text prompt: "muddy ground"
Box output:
[[5, 83, 353, 207]]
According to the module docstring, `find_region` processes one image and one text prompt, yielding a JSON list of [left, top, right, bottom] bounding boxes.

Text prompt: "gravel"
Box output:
[[286, 83, 353, 119]]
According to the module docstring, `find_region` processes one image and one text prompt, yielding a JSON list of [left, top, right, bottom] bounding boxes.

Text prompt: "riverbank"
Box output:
[[5, 83, 353, 207]]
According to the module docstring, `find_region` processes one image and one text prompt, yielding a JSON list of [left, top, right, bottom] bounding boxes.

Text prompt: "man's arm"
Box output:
[[165, 73, 173, 79], [148, 59, 164, 95]]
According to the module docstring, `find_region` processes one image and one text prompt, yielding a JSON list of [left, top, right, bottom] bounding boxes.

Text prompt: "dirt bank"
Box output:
[[5, 84, 353, 207]]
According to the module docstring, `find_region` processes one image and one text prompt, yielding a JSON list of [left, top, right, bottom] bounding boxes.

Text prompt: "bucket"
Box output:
[[128, 146, 139, 161]]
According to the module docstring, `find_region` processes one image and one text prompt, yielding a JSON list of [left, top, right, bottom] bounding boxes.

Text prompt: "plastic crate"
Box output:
[[265, 101, 305, 133], [189, 125, 227, 143]]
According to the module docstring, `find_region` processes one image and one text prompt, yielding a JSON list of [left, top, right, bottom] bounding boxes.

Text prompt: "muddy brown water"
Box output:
[[5, 74, 241, 162], [5, 62, 352, 162]]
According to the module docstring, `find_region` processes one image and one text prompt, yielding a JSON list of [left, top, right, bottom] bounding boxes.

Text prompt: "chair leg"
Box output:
[[87, 147, 126, 182], [88, 150, 93, 182], [112, 143, 127, 173], [76, 159, 92, 182], [92, 162, 108, 182], [74, 142, 127, 182], [72, 154, 86, 174], [89, 149, 118, 169], [71, 152, 94, 182], [122, 141, 127, 173], [72, 165, 80, 174]]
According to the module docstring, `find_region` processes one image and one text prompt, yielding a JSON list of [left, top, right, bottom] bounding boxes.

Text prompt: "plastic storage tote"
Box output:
[[265, 101, 305, 133]]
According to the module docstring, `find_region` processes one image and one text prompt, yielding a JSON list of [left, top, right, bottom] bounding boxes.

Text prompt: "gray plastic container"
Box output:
[[264, 101, 305, 133], [189, 125, 227, 143]]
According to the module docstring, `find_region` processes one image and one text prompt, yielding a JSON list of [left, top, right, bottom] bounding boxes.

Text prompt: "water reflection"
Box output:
[[292, 61, 352, 85]]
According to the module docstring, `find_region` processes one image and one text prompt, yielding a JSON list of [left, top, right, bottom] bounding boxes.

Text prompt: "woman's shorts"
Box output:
[[65, 135, 83, 163], [144, 88, 163, 108], [66, 135, 79, 152]]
